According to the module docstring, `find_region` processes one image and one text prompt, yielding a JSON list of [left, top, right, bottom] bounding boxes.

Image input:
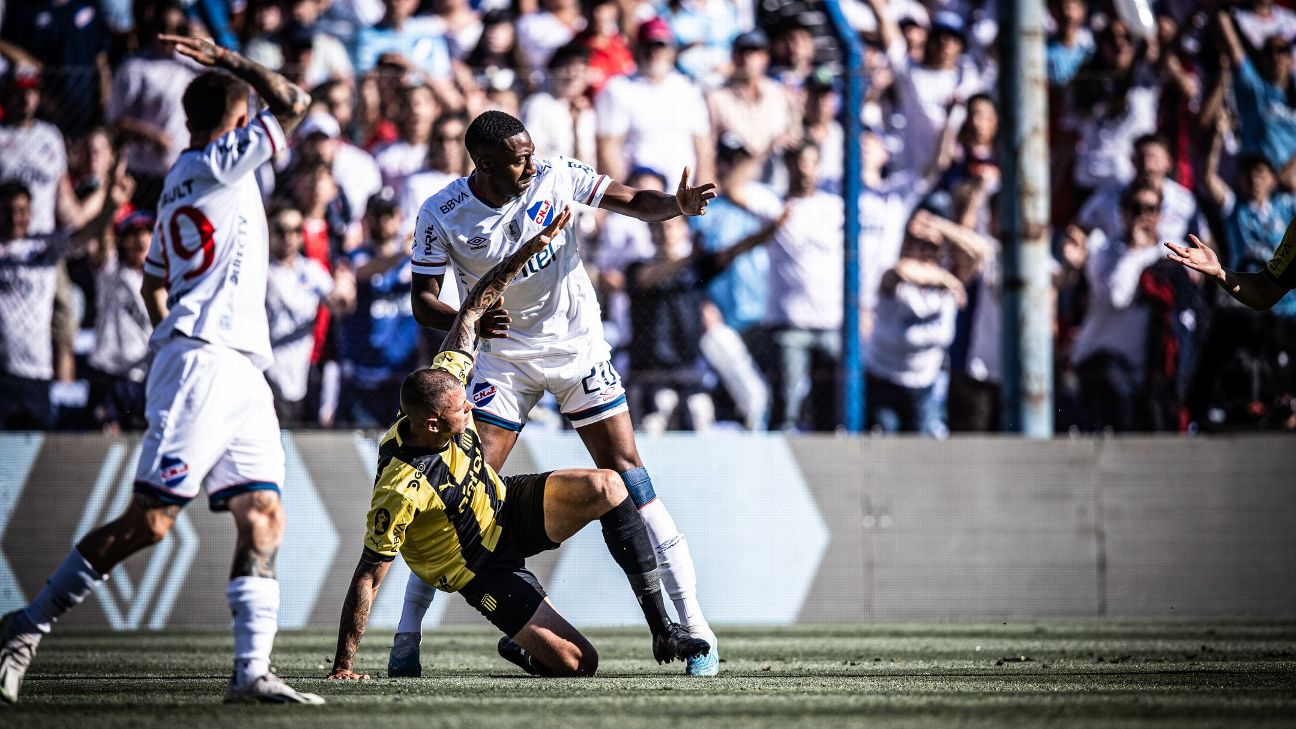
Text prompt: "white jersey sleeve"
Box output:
[[553, 156, 612, 209], [202, 110, 286, 185], [411, 200, 451, 277], [143, 218, 166, 279]]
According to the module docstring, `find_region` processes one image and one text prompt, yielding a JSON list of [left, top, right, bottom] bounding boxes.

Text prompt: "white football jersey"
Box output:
[[143, 110, 286, 370], [411, 156, 612, 360]]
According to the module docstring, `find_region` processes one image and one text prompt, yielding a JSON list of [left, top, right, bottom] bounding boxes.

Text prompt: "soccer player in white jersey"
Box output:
[[0, 36, 320, 705], [391, 111, 724, 676]]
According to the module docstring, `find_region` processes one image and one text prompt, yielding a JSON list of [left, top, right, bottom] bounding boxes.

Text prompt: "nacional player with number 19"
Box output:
[[0, 35, 321, 704]]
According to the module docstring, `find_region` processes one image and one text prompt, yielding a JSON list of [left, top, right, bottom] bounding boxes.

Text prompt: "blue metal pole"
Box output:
[[997, 0, 1054, 436], [824, 0, 865, 433]]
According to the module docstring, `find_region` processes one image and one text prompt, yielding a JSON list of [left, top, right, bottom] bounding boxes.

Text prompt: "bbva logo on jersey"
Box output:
[[527, 199, 555, 226]]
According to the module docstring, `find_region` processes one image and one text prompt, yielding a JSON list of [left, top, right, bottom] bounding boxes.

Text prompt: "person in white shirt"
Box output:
[[521, 43, 597, 162], [290, 112, 382, 228], [0, 178, 119, 429], [1233, 0, 1296, 50], [515, 0, 585, 74], [373, 82, 438, 189], [869, 1, 987, 174], [107, 10, 200, 208], [264, 202, 352, 425], [1075, 134, 1201, 246], [865, 231, 960, 436], [391, 110, 724, 677], [399, 112, 470, 226], [88, 210, 156, 432], [764, 140, 845, 432], [0, 69, 109, 235], [1071, 180, 1166, 432], [596, 17, 713, 188], [0, 36, 323, 707]]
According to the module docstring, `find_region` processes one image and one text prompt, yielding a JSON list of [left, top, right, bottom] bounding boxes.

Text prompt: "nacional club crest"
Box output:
[[527, 199, 555, 226]]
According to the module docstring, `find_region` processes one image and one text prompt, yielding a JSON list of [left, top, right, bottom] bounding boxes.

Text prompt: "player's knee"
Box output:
[[142, 514, 174, 545], [234, 491, 284, 541], [589, 469, 626, 509], [553, 642, 598, 677]]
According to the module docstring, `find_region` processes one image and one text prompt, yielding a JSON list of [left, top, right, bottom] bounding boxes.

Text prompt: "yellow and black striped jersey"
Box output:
[[1265, 218, 1296, 290], [363, 415, 509, 593]]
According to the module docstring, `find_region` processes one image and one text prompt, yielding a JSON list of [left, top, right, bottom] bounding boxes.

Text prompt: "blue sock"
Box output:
[[620, 467, 657, 508]]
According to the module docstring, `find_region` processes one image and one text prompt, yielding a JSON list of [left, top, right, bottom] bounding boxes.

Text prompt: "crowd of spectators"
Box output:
[[0, 0, 1294, 435]]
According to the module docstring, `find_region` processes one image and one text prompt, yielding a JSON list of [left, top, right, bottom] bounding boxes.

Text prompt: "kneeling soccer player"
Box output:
[[327, 208, 708, 679]]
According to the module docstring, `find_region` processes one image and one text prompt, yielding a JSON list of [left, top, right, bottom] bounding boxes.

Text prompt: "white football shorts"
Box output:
[[133, 337, 285, 511], [468, 340, 628, 431]]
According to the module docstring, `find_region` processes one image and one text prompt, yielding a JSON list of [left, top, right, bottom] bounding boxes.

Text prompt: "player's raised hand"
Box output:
[[676, 167, 718, 216], [327, 668, 370, 680], [1165, 234, 1223, 280], [158, 34, 229, 68]]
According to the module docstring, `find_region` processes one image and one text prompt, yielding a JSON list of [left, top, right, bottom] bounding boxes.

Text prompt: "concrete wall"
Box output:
[[0, 432, 1290, 628]]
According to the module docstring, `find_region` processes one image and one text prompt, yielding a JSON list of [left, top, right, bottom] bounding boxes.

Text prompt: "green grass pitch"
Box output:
[[6, 619, 1295, 728]]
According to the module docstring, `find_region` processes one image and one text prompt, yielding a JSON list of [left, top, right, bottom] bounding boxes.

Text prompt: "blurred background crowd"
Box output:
[[0, 0, 1293, 435]]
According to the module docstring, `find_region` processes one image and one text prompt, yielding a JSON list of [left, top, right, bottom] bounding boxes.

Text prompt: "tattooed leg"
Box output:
[[76, 492, 181, 574]]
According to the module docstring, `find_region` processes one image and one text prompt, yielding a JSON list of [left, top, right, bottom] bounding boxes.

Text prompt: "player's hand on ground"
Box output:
[[327, 668, 370, 680], [676, 167, 718, 216], [159, 34, 228, 67], [477, 298, 511, 338], [1164, 234, 1222, 280]]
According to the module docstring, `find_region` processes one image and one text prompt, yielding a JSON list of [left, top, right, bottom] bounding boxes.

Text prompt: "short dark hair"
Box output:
[[1121, 179, 1163, 210], [0, 179, 31, 203], [548, 41, 589, 71], [1238, 152, 1275, 176], [465, 110, 527, 158], [1133, 133, 1170, 154], [782, 137, 819, 164], [401, 368, 463, 417], [183, 72, 248, 133]]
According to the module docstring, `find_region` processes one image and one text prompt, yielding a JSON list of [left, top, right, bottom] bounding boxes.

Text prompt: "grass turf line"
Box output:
[[5, 619, 1295, 728]]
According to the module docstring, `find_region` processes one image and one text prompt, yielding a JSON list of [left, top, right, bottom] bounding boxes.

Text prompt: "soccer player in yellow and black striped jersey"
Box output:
[[327, 207, 709, 679]]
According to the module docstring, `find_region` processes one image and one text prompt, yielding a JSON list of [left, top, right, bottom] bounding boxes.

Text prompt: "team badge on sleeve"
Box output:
[[505, 220, 522, 242]]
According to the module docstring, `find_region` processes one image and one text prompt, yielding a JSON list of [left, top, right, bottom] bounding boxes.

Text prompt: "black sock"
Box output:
[[600, 496, 672, 633]]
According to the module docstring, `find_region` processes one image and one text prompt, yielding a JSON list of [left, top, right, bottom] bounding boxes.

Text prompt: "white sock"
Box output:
[[638, 499, 717, 650], [22, 549, 106, 634], [228, 576, 279, 685], [397, 573, 437, 635]]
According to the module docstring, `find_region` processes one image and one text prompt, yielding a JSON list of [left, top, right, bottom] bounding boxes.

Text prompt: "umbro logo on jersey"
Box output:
[[466, 236, 489, 250], [527, 199, 554, 226]]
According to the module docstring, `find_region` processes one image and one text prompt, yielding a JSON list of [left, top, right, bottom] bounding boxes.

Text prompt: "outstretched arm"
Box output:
[[159, 34, 311, 135], [440, 207, 574, 354], [1165, 234, 1290, 310], [600, 167, 718, 222], [328, 551, 393, 679]]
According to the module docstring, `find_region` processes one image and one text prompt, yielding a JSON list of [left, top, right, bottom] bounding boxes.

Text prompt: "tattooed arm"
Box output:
[[159, 34, 311, 135], [439, 207, 573, 354], [328, 550, 393, 679]]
